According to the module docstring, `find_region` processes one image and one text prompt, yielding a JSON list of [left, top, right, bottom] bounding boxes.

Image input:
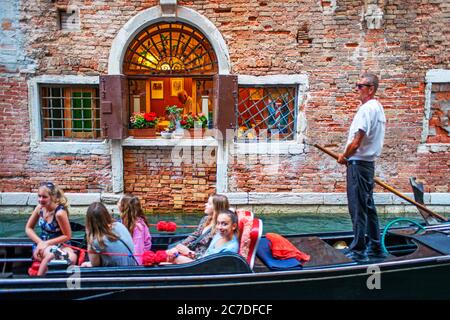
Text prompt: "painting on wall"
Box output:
[[171, 78, 184, 97], [151, 81, 164, 99]]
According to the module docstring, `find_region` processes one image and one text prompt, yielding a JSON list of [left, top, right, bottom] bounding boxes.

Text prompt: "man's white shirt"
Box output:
[[346, 99, 386, 161]]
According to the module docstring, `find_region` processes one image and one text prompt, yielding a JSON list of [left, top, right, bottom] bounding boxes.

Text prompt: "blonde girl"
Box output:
[[167, 194, 230, 260], [25, 182, 76, 275]]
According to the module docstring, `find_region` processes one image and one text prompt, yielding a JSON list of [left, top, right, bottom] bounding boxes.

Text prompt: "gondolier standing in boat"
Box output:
[[337, 73, 386, 262]]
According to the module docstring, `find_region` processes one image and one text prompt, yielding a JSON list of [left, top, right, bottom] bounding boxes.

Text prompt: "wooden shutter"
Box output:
[[100, 75, 129, 139], [213, 75, 238, 139]]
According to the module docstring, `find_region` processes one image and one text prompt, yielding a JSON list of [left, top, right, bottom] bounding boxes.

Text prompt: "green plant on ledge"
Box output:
[[165, 105, 183, 121], [130, 112, 158, 129]]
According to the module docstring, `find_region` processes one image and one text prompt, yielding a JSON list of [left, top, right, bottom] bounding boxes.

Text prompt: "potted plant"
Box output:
[[129, 112, 159, 138], [165, 105, 183, 131], [196, 113, 208, 128], [180, 113, 195, 129], [181, 113, 207, 138], [165, 105, 183, 123]]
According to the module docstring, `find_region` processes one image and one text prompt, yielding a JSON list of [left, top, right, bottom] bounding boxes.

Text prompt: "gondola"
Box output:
[[1, 178, 449, 300], [1, 219, 450, 300]]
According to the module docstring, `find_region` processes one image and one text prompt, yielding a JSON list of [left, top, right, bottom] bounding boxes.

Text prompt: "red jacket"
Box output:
[[266, 233, 310, 263]]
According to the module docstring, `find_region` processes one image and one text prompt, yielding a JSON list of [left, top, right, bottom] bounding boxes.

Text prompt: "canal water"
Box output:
[[0, 213, 426, 238]]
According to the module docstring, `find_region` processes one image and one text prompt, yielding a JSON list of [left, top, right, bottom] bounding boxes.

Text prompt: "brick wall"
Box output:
[[221, 0, 450, 194], [0, 1, 448, 209], [124, 147, 217, 212], [228, 152, 347, 193], [0, 76, 30, 191], [0, 75, 113, 193]]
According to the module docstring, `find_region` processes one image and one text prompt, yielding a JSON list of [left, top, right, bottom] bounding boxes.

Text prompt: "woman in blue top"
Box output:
[[172, 209, 239, 264], [25, 182, 77, 275], [81, 202, 137, 267]]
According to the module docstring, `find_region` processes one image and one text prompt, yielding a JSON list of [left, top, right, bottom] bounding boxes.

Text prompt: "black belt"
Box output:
[[347, 160, 374, 165]]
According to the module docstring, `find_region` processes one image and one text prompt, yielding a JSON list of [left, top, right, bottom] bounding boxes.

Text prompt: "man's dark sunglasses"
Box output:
[[356, 83, 373, 89]]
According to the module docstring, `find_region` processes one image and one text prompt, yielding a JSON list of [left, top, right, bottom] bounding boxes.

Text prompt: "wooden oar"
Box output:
[[313, 144, 448, 223]]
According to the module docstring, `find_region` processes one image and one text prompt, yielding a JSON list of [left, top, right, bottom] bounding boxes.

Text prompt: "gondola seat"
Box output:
[[236, 209, 263, 269], [256, 238, 303, 271], [46, 252, 252, 278]]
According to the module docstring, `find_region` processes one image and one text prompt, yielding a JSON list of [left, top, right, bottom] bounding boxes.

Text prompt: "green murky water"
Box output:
[[0, 213, 426, 238]]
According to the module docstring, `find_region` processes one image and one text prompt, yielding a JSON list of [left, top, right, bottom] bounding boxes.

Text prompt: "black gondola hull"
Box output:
[[2, 225, 450, 300]]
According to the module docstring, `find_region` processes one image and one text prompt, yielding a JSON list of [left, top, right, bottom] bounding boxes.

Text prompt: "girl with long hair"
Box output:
[[25, 182, 76, 275], [167, 194, 230, 260], [172, 209, 239, 264], [81, 202, 137, 267], [118, 194, 151, 265]]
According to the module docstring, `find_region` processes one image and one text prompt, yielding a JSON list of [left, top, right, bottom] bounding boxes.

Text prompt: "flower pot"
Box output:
[[184, 128, 206, 139], [194, 121, 203, 129], [129, 128, 156, 139]]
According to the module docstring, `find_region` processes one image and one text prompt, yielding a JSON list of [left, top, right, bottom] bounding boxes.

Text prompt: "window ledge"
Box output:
[[232, 141, 306, 155], [31, 141, 110, 155], [417, 143, 450, 153], [122, 136, 219, 147]]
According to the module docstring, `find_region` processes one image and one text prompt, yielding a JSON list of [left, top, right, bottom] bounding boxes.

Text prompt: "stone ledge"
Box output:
[[248, 192, 325, 205], [1, 192, 449, 212], [431, 193, 450, 205], [122, 137, 218, 147], [0, 192, 101, 206], [239, 192, 445, 206], [32, 141, 110, 155], [232, 142, 306, 155], [373, 193, 393, 205], [223, 192, 248, 204], [417, 143, 450, 153], [66, 193, 101, 205], [101, 193, 122, 204], [1, 193, 30, 205], [426, 69, 450, 83]]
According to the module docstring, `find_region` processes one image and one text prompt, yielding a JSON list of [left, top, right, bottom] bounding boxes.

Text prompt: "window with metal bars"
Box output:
[[237, 86, 297, 142], [40, 85, 101, 141]]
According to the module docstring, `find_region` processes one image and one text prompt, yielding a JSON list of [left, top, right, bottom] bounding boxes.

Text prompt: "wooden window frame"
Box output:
[[40, 85, 101, 141]]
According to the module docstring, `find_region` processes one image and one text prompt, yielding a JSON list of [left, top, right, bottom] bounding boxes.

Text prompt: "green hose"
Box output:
[[381, 218, 426, 254]]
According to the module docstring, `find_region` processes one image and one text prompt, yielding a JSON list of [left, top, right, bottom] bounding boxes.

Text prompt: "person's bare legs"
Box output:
[[63, 247, 77, 265], [37, 246, 54, 276]]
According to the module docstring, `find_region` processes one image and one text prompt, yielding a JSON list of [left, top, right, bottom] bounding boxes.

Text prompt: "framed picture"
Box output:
[[151, 81, 164, 99], [171, 78, 184, 97], [249, 88, 263, 101]]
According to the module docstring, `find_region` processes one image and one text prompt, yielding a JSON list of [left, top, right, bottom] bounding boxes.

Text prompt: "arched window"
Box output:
[[123, 22, 218, 75]]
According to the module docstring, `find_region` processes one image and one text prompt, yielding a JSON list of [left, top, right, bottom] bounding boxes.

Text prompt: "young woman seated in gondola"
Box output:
[[166, 194, 230, 260], [25, 182, 77, 276], [169, 209, 239, 264], [117, 194, 152, 265], [81, 202, 138, 267]]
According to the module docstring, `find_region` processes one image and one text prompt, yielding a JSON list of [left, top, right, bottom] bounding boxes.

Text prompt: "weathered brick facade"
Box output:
[[0, 76, 30, 191], [0, 0, 449, 211], [227, 1, 450, 194], [124, 147, 216, 212], [0, 75, 112, 194]]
